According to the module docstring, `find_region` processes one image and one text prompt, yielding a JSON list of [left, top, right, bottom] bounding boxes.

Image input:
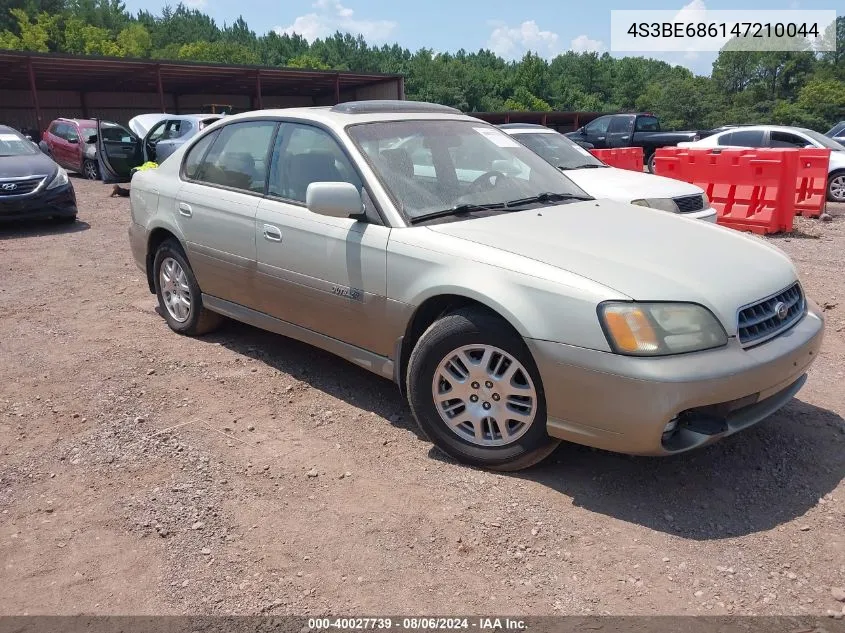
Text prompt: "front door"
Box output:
[[174, 120, 278, 309], [255, 122, 390, 355], [96, 120, 143, 183]]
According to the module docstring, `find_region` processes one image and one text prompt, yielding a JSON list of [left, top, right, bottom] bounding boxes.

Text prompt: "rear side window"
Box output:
[[608, 117, 632, 134], [190, 121, 277, 193], [723, 130, 765, 147], [183, 131, 220, 180], [635, 116, 659, 132]]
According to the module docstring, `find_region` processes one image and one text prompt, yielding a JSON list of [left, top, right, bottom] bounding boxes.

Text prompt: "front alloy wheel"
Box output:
[[83, 159, 99, 180], [433, 344, 537, 447], [407, 306, 559, 471]]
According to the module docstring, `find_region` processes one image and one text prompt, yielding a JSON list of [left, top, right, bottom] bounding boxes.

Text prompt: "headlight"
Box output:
[[630, 198, 679, 213], [599, 302, 728, 356], [46, 167, 69, 190]]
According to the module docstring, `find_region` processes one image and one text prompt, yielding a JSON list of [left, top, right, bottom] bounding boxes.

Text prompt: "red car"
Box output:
[[40, 118, 134, 181]]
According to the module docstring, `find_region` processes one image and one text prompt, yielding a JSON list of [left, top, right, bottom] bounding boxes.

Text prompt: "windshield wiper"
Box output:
[[504, 192, 593, 208], [565, 163, 606, 170], [409, 202, 505, 224]]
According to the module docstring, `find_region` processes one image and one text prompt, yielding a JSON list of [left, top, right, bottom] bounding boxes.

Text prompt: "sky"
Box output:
[[121, 0, 841, 75]]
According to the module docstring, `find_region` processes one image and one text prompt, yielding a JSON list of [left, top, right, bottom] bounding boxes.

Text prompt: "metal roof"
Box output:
[[0, 51, 402, 97]]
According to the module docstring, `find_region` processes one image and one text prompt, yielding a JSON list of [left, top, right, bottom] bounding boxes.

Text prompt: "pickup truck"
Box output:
[[566, 113, 701, 172]]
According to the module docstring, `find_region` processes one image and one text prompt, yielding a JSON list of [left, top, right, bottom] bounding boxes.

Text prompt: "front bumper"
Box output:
[[527, 300, 824, 455], [684, 206, 718, 223], [0, 184, 77, 222]]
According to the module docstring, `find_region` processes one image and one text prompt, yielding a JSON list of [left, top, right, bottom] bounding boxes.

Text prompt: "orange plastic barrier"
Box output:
[[653, 147, 799, 234], [794, 148, 830, 218], [589, 147, 643, 172]]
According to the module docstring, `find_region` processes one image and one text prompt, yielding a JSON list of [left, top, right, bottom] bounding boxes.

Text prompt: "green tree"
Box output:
[[116, 22, 150, 57], [0, 8, 59, 51], [285, 53, 331, 70]]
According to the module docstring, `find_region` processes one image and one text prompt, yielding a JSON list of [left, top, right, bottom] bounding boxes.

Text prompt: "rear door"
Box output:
[[96, 119, 143, 183], [175, 119, 278, 309], [606, 115, 634, 148]]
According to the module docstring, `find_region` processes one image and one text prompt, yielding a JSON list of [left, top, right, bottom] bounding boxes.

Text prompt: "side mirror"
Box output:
[[306, 182, 363, 219], [804, 144, 815, 149], [67, 137, 78, 144]]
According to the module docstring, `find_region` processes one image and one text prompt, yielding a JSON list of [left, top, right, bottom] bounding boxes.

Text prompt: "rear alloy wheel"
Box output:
[[407, 307, 559, 471], [83, 159, 99, 180], [828, 172, 845, 202], [153, 239, 223, 336]]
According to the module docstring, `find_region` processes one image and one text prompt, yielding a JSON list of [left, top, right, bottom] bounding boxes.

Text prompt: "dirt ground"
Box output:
[[1, 177, 844, 617]]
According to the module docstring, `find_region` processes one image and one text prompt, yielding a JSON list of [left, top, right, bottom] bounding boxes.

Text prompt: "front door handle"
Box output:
[[178, 202, 192, 217], [263, 224, 282, 242]]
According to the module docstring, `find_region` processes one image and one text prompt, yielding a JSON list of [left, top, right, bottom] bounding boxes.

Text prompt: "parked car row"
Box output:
[[122, 100, 823, 471], [38, 114, 222, 181]]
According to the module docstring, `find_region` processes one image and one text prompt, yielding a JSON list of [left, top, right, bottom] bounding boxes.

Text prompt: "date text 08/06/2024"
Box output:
[[307, 618, 527, 631]]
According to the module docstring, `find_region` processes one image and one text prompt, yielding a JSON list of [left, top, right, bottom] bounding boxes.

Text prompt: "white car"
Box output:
[[678, 125, 845, 203], [500, 124, 717, 222]]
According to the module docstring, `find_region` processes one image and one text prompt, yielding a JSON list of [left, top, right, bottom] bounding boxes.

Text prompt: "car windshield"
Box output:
[[81, 127, 96, 142], [348, 120, 590, 221], [0, 131, 39, 156], [800, 128, 845, 151], [509, 131, 605, 170], [826, 122, 845, 136]]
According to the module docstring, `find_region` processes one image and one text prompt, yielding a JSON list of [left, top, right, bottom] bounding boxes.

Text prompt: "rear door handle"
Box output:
[[263, 224, 282, 242], [178, 202, 192, 217]]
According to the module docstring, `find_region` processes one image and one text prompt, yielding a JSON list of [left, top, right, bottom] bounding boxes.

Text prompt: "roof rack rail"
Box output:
[[330, 100, 462, 115]]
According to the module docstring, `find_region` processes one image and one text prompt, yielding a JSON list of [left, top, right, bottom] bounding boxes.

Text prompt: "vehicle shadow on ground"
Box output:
[[0, 219, 90, 240], [197, 319, 845, 541], [199, 318, 425, 440], [507, 399, 845, 540]]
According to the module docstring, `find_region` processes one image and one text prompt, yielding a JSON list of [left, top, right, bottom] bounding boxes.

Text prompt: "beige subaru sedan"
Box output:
[[125, 100, 824, 471]]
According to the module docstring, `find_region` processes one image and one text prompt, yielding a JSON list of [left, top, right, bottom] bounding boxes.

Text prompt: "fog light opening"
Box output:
[[662, 417, 679, 439]]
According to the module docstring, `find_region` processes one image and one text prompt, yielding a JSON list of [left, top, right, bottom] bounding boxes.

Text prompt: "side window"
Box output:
[[65, 125, 79, 143], [183, 130, 220, 180], [724, 130, 765, 147], [584, 116, 610, 135], [634, 116, 659, 132], [770, 131, 808, 148], [196, 121, 277, 193], [269, 123, 362, 202], [608, 117, 632, 134], [147, 121, 168, 143], [163, 120, 190, 140]]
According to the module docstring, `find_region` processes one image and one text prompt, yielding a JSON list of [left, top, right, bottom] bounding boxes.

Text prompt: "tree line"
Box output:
[[1, 0, 843, 131]]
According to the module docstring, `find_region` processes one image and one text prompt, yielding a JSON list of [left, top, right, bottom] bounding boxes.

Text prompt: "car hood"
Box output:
[[0, 152, 58, 179], [426, 199, 797, 335], [562, 166, 702, 202], [129, 113, 168, 138]]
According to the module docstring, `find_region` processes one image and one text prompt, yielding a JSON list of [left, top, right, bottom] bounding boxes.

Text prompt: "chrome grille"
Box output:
[[0, 176, 45, 196], [673, 194, 705, 213], [737, 283, 805, 346]]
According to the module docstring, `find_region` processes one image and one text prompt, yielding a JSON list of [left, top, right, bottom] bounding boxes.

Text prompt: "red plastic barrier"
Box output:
[[589, 147, 643, 172], [794, 148, 830, 218], [653, 147, 799, 234]]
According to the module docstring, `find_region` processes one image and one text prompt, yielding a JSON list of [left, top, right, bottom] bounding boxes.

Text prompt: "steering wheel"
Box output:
[[467, 170, 508, 194]]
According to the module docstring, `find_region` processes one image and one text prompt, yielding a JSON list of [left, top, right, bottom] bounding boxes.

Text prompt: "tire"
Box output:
[[82, 159, 99, 180], [406, 307, 559, 471], [646, 152, 656, 174], [828, 171, 845, 203], [152, 238, 223, 336]]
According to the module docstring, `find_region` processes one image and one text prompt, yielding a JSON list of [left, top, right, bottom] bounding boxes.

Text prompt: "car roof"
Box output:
[[55, 118, 97, 126], [714, 124, 813, 135], [210, 101, 478, 129], [0, 124, 20, 134]]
